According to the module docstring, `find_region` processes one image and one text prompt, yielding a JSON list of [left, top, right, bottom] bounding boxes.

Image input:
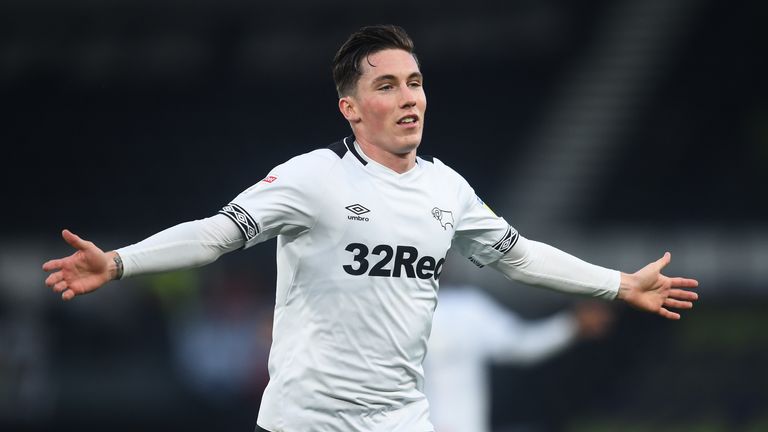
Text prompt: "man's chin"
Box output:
[[396, 133, 422, 153]]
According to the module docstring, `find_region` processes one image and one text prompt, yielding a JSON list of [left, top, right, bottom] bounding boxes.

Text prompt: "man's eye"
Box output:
[[378, 85, 393, 91], [409, 81, 422, 88]]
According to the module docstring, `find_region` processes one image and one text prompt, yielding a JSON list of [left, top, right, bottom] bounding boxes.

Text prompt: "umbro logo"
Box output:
[[346, 204, 370, 215], [346, 204, 371, 222]]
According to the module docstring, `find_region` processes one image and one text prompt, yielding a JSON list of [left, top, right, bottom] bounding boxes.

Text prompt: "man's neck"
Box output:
[[354, 138, 416, 174]]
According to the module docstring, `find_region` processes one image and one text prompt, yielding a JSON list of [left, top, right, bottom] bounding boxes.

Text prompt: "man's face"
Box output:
[[341, 49, 426, 155]]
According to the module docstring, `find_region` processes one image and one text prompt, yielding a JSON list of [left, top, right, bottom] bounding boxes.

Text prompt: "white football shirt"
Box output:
[[219, 136, 515, 432]]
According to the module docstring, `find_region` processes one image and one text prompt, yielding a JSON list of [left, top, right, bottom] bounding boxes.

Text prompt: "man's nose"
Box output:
[[399, 84, 417, 108]]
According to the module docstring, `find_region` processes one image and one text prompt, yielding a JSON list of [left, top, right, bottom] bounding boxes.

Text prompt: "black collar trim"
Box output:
[[344, 136, 368, 166]]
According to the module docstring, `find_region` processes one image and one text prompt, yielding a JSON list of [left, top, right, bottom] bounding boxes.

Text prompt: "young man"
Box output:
[[43, 25, 698, 432]]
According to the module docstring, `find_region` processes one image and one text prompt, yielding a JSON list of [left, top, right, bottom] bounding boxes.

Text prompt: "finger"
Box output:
[[42, 259, 64, 272], [669, 277, 698, 288], [664, 298, 693, 309], [62, 290, 75, 301], [658, 307, 681, 320], [45, 272, 64, 287], [62, 229, 90, 250], [669, 288, 699, 301], [655, 251, 672, 270], [53, 280, 68, 293]]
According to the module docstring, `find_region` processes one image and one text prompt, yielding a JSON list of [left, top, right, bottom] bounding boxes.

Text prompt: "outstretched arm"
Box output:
[[43, 214, 244, 301], [489, 236, 698, 320], [617, 252, 698, 320]]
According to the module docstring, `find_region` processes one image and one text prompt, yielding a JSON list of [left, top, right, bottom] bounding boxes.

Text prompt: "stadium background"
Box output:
[[2, 0, 767, 430]]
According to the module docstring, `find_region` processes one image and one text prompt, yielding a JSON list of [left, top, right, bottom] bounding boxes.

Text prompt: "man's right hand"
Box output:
[[43, 229, 119, 301]]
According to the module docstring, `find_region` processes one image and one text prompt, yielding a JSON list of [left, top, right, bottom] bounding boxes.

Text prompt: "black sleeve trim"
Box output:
[[492, 226, 519, 255], [219, 203, 260, 242]]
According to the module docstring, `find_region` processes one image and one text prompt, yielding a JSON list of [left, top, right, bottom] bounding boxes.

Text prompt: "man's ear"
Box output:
[[339, 96, 360, 122]]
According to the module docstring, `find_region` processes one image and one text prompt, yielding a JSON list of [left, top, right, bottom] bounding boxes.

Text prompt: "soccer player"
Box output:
[[42, 25, 699, 432]]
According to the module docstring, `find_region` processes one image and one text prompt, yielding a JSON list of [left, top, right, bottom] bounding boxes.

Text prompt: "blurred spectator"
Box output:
[[0, 249, 54, 427], [425, 285, 613, 432], [164, 270, 272, 406]]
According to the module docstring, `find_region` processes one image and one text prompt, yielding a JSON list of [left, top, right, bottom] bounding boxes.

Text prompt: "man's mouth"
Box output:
[[397, 115, 419, 125]]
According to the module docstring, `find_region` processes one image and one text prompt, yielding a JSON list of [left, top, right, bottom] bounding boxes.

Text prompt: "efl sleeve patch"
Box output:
[[219, 203, 261, 242]]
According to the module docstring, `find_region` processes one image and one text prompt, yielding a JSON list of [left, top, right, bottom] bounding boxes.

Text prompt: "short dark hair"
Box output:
[[332, 25, 418, 97]]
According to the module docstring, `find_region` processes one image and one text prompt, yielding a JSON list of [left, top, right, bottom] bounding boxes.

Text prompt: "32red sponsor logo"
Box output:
[[262, 175, 278, 183], [343, 243, 445, 280]]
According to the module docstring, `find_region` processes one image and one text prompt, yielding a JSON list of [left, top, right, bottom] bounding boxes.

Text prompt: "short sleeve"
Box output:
[[451, 176, 518, 267], [218, 153, 325, 249]]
